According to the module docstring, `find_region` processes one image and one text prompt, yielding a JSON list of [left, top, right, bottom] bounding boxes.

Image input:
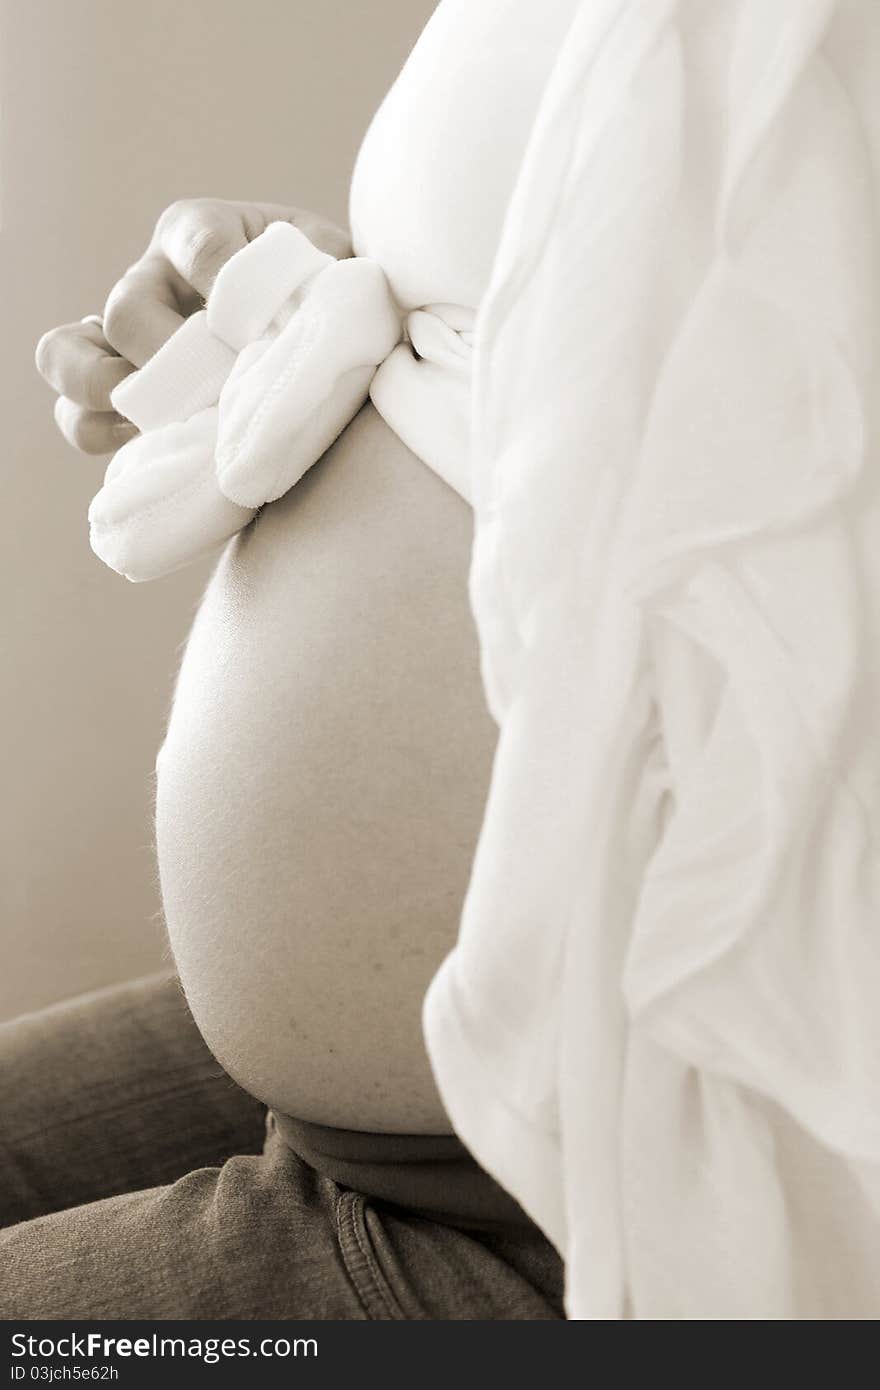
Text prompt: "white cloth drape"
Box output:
[[423, 0, 880, 1319]]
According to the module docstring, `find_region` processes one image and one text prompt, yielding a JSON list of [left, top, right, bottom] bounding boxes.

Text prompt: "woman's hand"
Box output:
[[36, 199, 353, 456]]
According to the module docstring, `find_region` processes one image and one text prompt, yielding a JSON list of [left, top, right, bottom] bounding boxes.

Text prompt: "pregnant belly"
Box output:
[[155, 403, 496, 1133]]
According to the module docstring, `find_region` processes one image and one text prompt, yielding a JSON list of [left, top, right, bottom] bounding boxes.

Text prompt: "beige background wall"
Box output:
[[0, 0, 436, 1020]]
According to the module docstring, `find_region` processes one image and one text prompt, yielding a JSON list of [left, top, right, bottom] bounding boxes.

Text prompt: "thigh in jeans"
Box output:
[[0, 972, 266, 1226], [0, 1121, 563, 1320], [0, 1121, 368, 1320]]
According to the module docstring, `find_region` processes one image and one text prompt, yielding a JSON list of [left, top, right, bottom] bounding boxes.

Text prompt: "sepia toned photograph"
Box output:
[[1, 0, 878, 1339]]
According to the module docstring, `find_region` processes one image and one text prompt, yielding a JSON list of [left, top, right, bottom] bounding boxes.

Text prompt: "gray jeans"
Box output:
[[0, 973, 563, 1319]]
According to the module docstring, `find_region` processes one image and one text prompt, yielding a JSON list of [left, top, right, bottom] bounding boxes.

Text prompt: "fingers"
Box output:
[[102, 199, 352, 368], [235, 201, 353, 261], [37, 316, 139, 455], [281, 208, 353, 262], [236, 202, 353, 262], [102, 199, 249, 364], [151, 199, 351, 298], [103, 259, 187, 367], [53, 395, 138, 456], [153, 199, 249, 298], [35, 318, 135, 411]]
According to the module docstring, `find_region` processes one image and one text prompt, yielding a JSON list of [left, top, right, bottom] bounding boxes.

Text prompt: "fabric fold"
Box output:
[[619, 0, 879, 1170], [369, 304, 475, 502]]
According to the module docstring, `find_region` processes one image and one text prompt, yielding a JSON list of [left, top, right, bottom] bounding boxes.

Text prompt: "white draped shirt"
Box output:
[[414, 0, 880, 1320]]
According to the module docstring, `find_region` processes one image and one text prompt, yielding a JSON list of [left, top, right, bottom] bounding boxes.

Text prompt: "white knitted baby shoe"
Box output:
[[88, 222, 402, 582]]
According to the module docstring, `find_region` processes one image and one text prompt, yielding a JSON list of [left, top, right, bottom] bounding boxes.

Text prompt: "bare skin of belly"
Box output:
[[155, 403, 497, 1133]]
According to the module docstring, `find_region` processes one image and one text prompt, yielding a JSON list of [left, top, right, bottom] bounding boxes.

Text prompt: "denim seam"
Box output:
[[334, 1190, 407, 1321]]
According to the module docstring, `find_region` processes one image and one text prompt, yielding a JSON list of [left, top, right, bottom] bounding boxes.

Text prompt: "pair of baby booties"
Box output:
[[89, 222, 403, 581]]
